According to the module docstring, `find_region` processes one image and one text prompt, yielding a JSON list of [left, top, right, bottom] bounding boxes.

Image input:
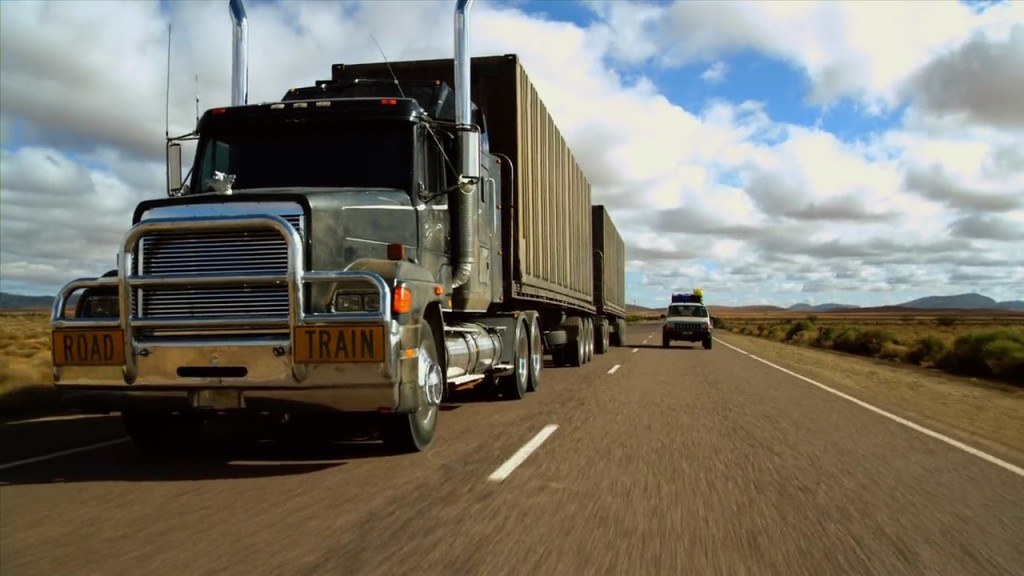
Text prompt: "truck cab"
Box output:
[[662, 290, 713, 349]]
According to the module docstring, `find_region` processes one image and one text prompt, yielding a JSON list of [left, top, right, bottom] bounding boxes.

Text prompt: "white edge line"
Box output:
[[488, 424, 558, 482], [0, 438, 130, 472], [714, 337, 1024, 479], [632, 348, 639, 353], [608, 364, 621, 374]]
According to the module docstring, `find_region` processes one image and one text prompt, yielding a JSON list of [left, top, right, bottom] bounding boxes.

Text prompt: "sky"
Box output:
[[1, 0, 1022, 309]]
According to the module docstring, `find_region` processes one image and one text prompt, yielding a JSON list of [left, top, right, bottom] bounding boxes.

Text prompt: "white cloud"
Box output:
[[1, 0, 1022, 308], [649, 0, 1024, 114], [700, 61, 727, 84]]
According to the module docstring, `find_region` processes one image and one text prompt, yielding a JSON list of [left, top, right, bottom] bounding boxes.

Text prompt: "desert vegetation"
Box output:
[[0, 312, 60, 417], [713, 310, 1024, 387]]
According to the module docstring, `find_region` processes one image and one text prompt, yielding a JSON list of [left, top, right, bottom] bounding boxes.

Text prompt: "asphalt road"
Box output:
[[2, 323, 1023, 576]]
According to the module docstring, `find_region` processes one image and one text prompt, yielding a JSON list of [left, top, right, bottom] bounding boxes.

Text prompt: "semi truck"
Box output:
[[48, 0, 627, 454]]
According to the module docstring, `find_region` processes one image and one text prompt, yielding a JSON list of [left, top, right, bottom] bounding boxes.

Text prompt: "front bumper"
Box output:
[[663, 325, 711, 342], [50, 214, 416, 414]]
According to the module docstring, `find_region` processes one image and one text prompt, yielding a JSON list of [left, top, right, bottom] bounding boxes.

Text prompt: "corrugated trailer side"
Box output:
[[332, 54, 595, 313], [592, 205, 626, 318], [508, 57, 594, 312]]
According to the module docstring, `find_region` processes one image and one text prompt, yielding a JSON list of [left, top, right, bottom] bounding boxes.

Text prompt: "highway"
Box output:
[[2, 323, 1023, 576]]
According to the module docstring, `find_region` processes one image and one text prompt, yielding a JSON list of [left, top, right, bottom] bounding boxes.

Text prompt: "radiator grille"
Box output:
[[670, 322, 705, 331], [135, 214, 303, 319]]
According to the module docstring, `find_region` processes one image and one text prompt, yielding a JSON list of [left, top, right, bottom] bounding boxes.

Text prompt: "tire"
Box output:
[[662, 335, 670, 348], [609, 322, 621, 347], [545, 329, 568, 348], [703, 336, 713, 350], [121, 411, 203, 455], [527, 314, 543, 392], [613, 318, 627, 347], [595, 319, 609, 354], [381, 319, 442, 453], [499, 319, 529, 400], [565, 316, 585, 367], [583, 318, 593, 363]]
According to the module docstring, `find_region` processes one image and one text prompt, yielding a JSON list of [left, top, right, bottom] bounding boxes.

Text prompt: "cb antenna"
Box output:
[[370, 33, 405, 99], [165, 23, 171, 139]]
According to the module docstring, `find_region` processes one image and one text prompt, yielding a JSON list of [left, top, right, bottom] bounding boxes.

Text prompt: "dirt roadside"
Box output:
[[715, 331, 1024, 467]]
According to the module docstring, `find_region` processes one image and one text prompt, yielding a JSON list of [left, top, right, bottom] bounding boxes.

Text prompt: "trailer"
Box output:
[[592, 205, 628, 352], [48, 0, 627, 455]]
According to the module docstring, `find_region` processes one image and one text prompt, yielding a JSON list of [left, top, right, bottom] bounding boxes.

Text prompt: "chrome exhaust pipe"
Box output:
[[229, 0, 248, 106], [452, 0, 480, 289]]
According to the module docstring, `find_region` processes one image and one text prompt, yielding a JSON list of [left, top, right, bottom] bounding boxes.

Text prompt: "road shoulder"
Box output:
[[714, 332, 1024, 468]]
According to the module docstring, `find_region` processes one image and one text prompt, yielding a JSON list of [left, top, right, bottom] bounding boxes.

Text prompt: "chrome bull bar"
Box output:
[[51, 214, 395, 386]]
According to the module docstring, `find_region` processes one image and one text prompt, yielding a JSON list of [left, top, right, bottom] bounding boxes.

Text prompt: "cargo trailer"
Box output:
[[48, 0, 627, 455], [592, 205, 628, 351]]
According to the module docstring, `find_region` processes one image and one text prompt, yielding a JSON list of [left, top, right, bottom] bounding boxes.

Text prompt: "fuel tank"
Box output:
[[443, 323, 503, 379]]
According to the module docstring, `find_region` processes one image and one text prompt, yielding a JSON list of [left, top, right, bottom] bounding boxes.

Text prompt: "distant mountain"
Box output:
[[899, 293, 998, 310], [709, 305, 786, 313], [0, 292, 78, 311], [787, 302, 860, 312], [994, 300, 1024, 311], [626, 304, 660, 315], [0, 292, 55, 309]]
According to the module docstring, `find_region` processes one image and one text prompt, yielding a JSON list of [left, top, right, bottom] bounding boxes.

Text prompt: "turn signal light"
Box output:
[[393, 285, 412, 314]]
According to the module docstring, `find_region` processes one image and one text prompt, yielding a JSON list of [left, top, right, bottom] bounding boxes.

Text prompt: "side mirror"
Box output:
[[167, 142, 183, 196], [457, 127, 481, 183]]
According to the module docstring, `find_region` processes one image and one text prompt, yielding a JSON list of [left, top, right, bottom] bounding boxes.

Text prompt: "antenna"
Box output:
[[165, 23, 172, 140], [370, 33, 405, 99], [195, 74, 200, 125]]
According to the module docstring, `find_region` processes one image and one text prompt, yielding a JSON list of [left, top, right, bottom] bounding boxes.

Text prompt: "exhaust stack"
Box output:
[[229, 0, 248, 106], [451, 0, 480, 289]]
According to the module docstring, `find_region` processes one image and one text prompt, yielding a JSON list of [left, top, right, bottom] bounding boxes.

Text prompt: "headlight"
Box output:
[[334, 293, 364, 312], [331, 291, 381, 313], [363, 293, 380, 311], [80, 294, 119, 318]]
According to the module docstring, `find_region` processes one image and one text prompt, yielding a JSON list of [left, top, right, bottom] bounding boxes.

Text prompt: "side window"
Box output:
[[200, 140, 232, 190], [427, 140, 448, 206]]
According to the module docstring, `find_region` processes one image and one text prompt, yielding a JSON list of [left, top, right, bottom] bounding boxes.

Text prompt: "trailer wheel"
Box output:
[[527, 315, 543, 392], [595, 319, 610, 354], [499, 319, 529, 400], [583, 318, 594, 363], [381, 319, 440, 453], [564, 316, 585, 367], [611, 318, 626, 347]]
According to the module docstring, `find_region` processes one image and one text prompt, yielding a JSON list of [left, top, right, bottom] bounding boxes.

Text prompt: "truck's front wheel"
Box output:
[[121, 411, 203, 455], [381, 319, 441, 453]]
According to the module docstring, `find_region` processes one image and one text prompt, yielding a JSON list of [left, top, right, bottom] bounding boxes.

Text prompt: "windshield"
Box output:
[[668, 305, 707, 318], [193, 121, 413, 192]]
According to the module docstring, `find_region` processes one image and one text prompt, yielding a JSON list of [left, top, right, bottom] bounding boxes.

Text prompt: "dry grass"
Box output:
[[0, 311, 60, 417], [711, 310, 1024, 386]]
